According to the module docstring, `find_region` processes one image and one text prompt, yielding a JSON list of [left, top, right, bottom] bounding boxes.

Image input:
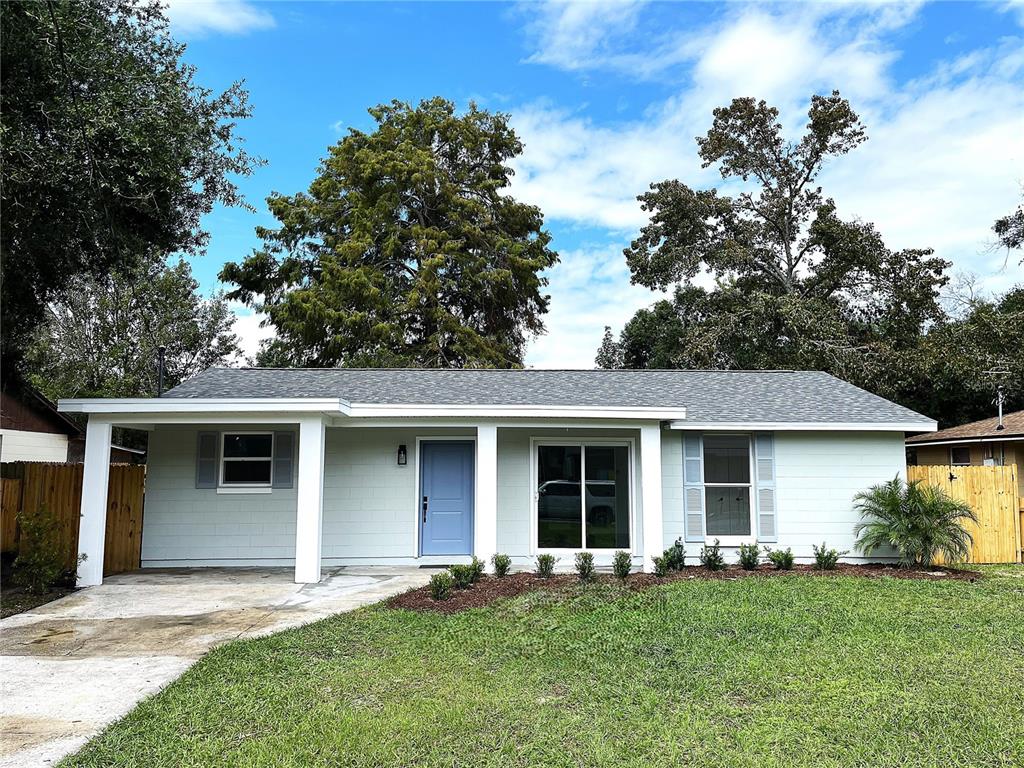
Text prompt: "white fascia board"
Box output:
[[58, 397, 347, 414], [344, 403, 686, 420], [907, 436, 1024, 447], [57, 397, 684, 422], [330, 417, 663, 430], [667, 420, 937, 433]]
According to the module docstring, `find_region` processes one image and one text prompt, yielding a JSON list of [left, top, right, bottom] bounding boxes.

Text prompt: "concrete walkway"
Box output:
[[0, 566, 430, 767]]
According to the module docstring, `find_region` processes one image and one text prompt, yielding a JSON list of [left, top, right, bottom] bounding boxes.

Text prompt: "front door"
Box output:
[[420, 441, 474, 555]]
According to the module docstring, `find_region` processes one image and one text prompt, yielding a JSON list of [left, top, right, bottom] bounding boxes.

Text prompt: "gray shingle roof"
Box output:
[[163, 368, 932, 425]]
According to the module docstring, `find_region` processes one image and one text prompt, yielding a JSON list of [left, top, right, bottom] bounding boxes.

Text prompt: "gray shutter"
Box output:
[[196, 431, 219, 489], [272, 431, 295, 489], [754, 433, 777, 542], [683, 434, 704, 542]]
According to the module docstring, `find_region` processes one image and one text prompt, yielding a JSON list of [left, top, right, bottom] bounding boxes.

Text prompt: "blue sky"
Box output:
[[164, 0, 1024, 367]]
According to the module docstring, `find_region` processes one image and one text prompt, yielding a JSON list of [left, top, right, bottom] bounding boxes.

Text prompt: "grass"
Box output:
[[62, 566, 1024, 768]]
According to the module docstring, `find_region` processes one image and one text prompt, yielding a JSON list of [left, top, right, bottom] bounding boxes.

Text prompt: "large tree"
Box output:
[[602, 92, 980, 423], [28, 258, 240, 401], [993, 194, 1023, 256], [222, 97, 558, 368], [1, 0, 259, 376]]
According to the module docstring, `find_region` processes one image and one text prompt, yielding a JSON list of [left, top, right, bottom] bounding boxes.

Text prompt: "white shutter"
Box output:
[[272, 431, 295, 489], [683, 434, 704, 542], [195, 431, 219, 489], [754, 433, 777, 542]]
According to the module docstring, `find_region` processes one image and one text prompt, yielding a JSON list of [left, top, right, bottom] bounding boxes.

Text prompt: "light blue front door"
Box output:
[[420, 441, 474, 555]]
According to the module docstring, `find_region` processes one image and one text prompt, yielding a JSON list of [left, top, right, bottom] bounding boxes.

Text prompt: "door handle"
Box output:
[[422, 495, 428, 522]]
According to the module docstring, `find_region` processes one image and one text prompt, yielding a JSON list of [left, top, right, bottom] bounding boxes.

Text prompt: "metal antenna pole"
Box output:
[[157, 346, 166, 397]]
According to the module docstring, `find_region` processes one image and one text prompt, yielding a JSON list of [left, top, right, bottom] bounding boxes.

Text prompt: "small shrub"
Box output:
[[574, 551, 595, 581], [699, 539, 726, 571], [812, 542, 846, 570], [765, 547, 795, 570], [662, 538, 686, 571], [612, 550, 632, 580], [449, 564, 475, 588], [469, 556, 486, 582], [429, 572, 454, 601], [491, 553, 511, 578], [652, 555, 669, 578], [12, 504, 69, 595], [738, 541, 760, 570], [535, 553, 557, 578]]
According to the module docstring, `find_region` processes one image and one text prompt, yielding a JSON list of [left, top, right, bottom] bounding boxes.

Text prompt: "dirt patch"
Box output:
[[387, 563, 981, 614]]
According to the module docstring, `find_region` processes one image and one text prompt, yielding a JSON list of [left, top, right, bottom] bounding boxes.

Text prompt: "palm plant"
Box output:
[[853, 477, 978, 567]]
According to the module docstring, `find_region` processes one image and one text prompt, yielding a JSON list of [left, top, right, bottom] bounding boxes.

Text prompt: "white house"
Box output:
[[58, 368, 936, 586]]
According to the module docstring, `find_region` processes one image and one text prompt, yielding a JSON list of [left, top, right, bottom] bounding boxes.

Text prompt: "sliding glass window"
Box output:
[[537, 443, 630, 549]]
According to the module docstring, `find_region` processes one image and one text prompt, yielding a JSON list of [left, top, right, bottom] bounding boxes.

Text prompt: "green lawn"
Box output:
[[63, 567, 1024, 768]]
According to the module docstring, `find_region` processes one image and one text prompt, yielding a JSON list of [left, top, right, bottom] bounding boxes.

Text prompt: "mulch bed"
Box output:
[[0, 585, 74, 619], [387, 563, 981, 615], [0, 553, 75, 618]]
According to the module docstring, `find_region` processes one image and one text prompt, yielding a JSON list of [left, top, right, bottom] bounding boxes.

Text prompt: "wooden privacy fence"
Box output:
[[0, 462, 146, 576], [907, 464, 1022, 564]]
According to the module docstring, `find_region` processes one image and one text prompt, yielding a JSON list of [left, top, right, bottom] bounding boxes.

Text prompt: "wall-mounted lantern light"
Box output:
[[397, 444, 408, 466]]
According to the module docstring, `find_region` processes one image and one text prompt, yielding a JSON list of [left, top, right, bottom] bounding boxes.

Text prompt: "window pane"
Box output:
[[703, 435, 750, 484], [223, 460, 272, 484], [537, 446, 581, 547], [950, 446, 971, 465], [585, 446, 629, 549], [705, 486, 751, 536], [223, 434, 273, 459]]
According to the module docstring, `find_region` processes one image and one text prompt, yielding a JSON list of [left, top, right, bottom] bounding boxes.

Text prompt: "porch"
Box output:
[[74, 414, 668, 586]]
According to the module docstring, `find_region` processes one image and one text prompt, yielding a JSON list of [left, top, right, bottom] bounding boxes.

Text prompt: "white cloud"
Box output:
[[162, 0, 275, 36], [525, 244, 670, 368], [228, 304, 274, 364], [522, 0, 649, 71], [513, 3, 1024, 367]]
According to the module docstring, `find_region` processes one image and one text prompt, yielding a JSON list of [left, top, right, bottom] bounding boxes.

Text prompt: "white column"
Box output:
[[640, 423, 664, 573], [294, 416, 326, 584], [474, 425, 498, 572], [77, 419, 112, 586]]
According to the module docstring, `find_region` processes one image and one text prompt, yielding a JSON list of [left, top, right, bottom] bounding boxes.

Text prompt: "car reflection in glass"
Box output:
[[538, 480, 616, 525]]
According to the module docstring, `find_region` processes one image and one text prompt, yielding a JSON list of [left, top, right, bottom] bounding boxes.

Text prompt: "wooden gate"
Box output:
[[0, 462, 146, 575], [907, 464, 1022, 564]]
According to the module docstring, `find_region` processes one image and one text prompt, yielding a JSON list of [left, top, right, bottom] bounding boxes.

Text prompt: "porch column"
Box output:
[[640, 423, 664, 573], [474, 425, 498, 572], [294, 415, 326, 584], [77, 418, 112, 586]]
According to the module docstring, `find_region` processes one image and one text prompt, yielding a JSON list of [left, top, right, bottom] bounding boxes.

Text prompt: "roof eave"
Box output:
[[667, 419, 937, 432]]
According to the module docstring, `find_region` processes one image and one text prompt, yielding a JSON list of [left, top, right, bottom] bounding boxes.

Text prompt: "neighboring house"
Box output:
[[0, 380, 147, 465], [1, 381, 84, 462], [57, 368, 936, 587], [907, 409, 1024, 500]]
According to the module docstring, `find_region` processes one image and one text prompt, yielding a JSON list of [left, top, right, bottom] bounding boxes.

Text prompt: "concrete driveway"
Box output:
[[0, 566, 430, 767]]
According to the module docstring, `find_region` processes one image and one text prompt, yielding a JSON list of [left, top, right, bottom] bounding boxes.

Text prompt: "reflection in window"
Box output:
[[537, 445, 581, 547], [703, 435, 751, 536], [537, 444, 630, 549], [585, 446, 629, 549], [705, 487, 751, 536], [221, 433, 273, 486]]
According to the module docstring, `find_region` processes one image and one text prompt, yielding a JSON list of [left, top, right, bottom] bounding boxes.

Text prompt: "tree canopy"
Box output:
[[1, 0, 259, 376], [222, 97, 558, 368], [28, 258, 240, 401], [602, 92, 1018, 426]]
